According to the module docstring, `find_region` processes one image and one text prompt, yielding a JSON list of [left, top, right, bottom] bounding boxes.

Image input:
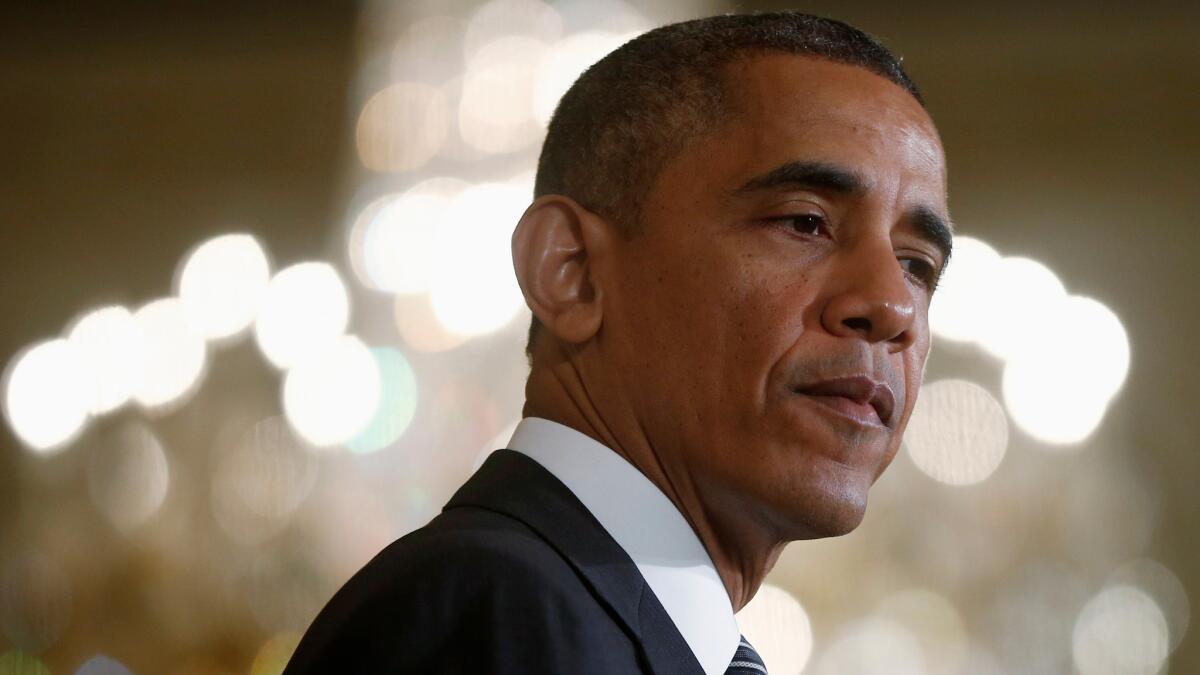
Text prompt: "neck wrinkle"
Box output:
[[523, 341, 779, 613]]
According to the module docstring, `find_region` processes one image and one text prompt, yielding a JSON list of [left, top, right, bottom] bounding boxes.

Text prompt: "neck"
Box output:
[[523, 342, 786, 611]]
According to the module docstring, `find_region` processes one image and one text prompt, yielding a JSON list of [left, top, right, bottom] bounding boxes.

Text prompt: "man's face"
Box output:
[[599, 54, 950, 538]]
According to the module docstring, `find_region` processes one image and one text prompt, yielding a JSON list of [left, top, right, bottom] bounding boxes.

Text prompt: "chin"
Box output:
[[781, 487, 870, 540]]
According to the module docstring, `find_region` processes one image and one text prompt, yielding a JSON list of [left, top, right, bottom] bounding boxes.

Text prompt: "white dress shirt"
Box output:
[[506, 416, 740, 675]]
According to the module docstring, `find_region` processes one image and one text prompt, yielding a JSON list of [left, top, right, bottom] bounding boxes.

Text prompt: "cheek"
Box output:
[[896, 342, 931, 426], [718, 256, 820, 371]]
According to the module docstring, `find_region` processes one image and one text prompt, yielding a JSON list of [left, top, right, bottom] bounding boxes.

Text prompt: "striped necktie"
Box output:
[[725, 634, 768, 674]]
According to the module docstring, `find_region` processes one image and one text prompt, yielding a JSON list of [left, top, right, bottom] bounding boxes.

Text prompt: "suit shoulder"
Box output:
[[366, 505, 580, 592], [286, 506, 643, 674]]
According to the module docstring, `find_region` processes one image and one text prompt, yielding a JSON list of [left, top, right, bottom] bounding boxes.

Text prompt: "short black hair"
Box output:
[[526, 11, 923, 358]]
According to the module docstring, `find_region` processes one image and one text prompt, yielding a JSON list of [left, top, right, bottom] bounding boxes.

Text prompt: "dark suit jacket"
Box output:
[[284, 449, 707, 674]]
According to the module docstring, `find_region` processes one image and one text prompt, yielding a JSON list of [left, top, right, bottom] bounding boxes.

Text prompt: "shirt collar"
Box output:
[[506, 417, 740, 675]]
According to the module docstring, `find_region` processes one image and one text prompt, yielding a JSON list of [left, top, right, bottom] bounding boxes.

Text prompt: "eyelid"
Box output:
[[898, 255, 941, 290], [766, 195, 831, 213], [761, 199, 832, 226]]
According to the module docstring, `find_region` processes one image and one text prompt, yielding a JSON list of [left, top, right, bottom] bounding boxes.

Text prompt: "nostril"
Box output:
[[842, 317, 871, 333]]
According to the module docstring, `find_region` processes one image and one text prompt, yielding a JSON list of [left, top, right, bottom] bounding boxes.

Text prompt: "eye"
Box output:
[[770, 213, 828, 237], [900, 257, 941, 290]]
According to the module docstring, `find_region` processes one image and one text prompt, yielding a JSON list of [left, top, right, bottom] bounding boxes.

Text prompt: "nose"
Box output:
[[819, 237, 918, 352]]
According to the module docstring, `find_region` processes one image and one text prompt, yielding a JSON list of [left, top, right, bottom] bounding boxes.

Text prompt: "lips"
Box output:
[[793, 375, 895, 428]]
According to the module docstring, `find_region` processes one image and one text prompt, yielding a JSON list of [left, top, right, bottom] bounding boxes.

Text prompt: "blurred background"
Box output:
[[1, 1, 1196, 674]]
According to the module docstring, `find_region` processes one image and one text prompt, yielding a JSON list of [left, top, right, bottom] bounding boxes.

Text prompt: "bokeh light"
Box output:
[[458, 36, 549, 153], [254, 262, 350, 370], [462, 0, 562, 60], [176, 233, 271, 341], [356, 82, 449, 172], [67, 305, 141, 414], [211, 417, 318, 545], [814, 616, 926, 675], [391, 15, 465, 84], [473, 416, 521, 471], [532, 31, 635, 125], [131, 298, 208, 409], [226, 417, 317, 520], [393, 294, 472, 353], [283, 335, 382, 447], [1002, 295, 1129, 446], [735, 583, 812, 675], [429, 180, 530, 336], [0, 552, 72, 653], [903, 378, 1009, 485], [1108, 559, 1190, 654], [986, 561, 1087, 674], [1073, 585, 1169, 675], [2, 338, 91, 452], [974, 255, 1066, 361], [75, 655, 134, 675], [877, 589, 969, 675], [350, 177, 468, 295], [87, 423, 171, 533], [2, 5, 1190, 674], [929, 236, 1003, 344], [926, 233, 1130, 448], [347, 347, 419, 454]]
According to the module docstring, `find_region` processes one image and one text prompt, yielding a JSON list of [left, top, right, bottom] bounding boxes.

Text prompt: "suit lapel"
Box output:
[[444, 449, 707, 675]]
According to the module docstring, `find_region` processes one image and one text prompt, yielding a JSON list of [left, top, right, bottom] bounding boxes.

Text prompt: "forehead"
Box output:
[[702, 53, 947, 198]]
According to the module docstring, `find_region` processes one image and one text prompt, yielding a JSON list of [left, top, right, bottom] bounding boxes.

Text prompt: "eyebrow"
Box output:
[[736, 160, 866, 195], [735, 159, 954, 268], [909, 205, 954, 271]]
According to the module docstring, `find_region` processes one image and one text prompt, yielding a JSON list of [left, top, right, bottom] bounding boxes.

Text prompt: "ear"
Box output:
[[511, 195, 611, 346]]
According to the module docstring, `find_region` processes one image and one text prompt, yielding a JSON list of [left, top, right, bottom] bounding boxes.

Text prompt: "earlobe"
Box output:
[[511, 195, 607, 346]]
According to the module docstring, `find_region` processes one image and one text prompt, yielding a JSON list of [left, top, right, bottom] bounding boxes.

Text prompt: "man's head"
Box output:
[[513, 12, 952, 541], [527, 12, 925, 354]]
